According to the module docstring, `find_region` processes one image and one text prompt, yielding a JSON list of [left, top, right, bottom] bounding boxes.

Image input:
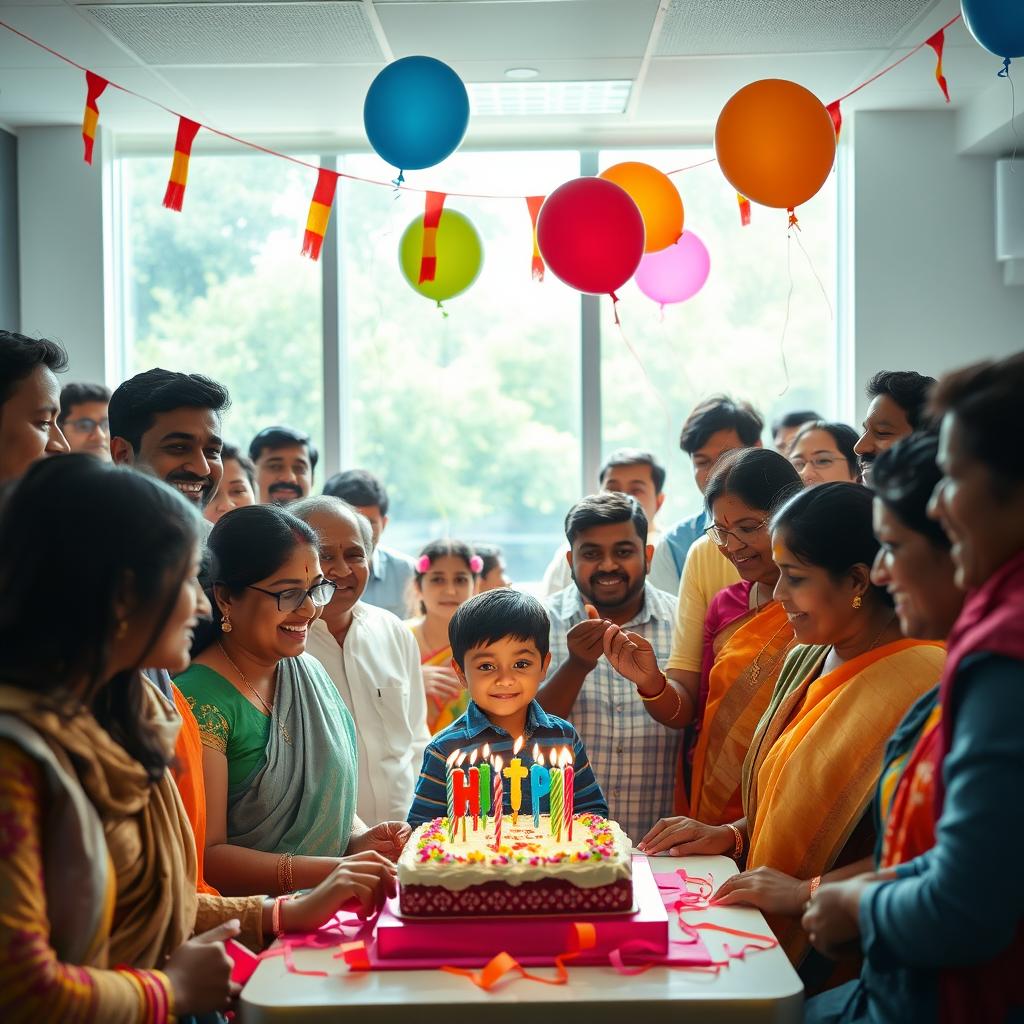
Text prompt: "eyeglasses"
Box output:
[[704, 518, 769, 547], [791, 455, 842, 473], [246, 580, 337, 612], [67, 416, 109, 435]]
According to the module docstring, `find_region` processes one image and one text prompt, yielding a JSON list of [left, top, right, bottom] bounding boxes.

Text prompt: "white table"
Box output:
[[240, 855, 804, 1023]]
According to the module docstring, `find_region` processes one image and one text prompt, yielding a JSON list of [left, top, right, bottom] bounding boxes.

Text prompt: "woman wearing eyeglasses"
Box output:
[[788, 420, 861, 486], [176, 503, 409, 899]]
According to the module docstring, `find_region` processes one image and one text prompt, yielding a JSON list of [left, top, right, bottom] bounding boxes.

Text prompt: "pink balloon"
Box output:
[[633, 230, 710, 308]]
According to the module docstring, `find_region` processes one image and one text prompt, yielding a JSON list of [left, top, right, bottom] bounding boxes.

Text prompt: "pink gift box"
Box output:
[[377, 855, 667, 964]]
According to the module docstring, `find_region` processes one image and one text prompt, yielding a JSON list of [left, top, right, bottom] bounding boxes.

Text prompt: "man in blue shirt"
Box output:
[[648, 395, 764, 596], [407, 588, 607, 827], [323, 468, 415, 620]]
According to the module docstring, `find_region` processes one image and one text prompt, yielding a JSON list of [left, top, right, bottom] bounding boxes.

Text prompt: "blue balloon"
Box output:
[[363, 56, 470, 173], [961, 0, 1024, 60]]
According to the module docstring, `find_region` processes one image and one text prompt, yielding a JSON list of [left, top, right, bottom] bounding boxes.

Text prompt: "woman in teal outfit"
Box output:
[[177, 504, 410, 898]]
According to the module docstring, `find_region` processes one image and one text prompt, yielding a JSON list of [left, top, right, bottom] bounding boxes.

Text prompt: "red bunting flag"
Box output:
[[925, 29, 951, 103], [525, 195, 546, 280], [81, 71, 108, 165], [737, 193, 751, 226], [825, 100, 843, 142], [301, 168, 340, 261], [162, 117, 201, 211], [418, 191, 447, 284]]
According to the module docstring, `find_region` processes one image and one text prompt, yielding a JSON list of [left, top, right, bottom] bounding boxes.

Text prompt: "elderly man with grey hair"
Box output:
[[291, 495, 430, 825]]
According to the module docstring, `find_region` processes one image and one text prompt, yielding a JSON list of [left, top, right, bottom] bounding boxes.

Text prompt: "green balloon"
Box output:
[[399, 208, 483, 303]]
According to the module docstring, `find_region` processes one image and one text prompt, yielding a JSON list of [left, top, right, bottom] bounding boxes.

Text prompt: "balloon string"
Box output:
[[615, 318, 673, 435], [1007, 65, 1020, 172], [777, 232, 794, 397], [792, 230, 834, 322]]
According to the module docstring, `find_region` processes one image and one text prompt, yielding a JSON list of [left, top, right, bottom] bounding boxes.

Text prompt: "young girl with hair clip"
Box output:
[[404, 539, 483, 733]]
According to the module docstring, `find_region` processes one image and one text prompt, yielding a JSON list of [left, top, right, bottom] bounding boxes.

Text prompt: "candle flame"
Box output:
[[456, 750, 468, 767], [446, 748, 461, 769], [533, 742, 541, 762], [538, 750, 545, 767], [493, 754, 503, 771], [513, 735, 524, 756], [561, 747, 572, 768], [482, 743, 490, 758], [469, 747, 479, 765]]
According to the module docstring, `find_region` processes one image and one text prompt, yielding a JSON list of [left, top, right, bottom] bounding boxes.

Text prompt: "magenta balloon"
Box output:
[[633, 230, 711, 307]]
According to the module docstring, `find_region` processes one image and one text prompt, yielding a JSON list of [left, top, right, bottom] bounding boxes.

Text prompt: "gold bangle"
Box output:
[[277, 852, 295, 894], [807, 875, 821, 900], [638, 674, 668, 702], [725, 823, 745, 861]]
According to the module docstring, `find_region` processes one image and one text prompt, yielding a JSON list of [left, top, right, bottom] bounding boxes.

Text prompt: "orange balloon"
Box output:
[[599, 161, 683, 253], [714, 79, 835, 210]]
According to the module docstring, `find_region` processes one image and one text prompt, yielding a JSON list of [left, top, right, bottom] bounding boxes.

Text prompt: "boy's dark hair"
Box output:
[[679, 395, 764, 455], [58, 382, 111, 427], [249, 425, 319, 470], [449, 588, 550, 670], [929, 353, 1024, 493], [564, 492, 648, 547], [790, 420, 861, 478], [108, 368, 230, 453], [866, 370, 936, 430], [323, 468, 389, 515], [220, 442, 257, 490], [771, 409, 822, 436], [599, 447, 666, 495], [472, 543, 504, 577], [871, 431, 950, 550], [0, 331, 68, 408]]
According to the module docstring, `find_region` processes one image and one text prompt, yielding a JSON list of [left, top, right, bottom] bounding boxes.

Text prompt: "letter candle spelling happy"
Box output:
[[478, 743, 491, 823], [561, 746, 575, 840], [549, 758, 563, 843], [467, 747, 481, 831], [504, 735, 528, 826], [445, 748, 461, 843], [492, 754, 504, 852], [456, 750, 469, 842], [530, 743, 551, 829]]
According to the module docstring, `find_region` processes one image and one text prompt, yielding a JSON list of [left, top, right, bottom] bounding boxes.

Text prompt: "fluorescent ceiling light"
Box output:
[[468, 80, 632, 117]]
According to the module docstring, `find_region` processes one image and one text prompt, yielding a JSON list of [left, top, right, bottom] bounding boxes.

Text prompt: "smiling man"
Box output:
[[109, 367, 230, 510], [249, 425, 318, 506], [854, 370, 935, 484], [538, 492, 678, 842]]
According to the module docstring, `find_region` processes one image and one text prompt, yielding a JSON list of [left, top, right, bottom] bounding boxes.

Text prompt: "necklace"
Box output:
[[218, 643, 291, 745]]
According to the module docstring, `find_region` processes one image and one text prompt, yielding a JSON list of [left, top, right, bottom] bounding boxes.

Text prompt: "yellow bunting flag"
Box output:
[[526, 195, 546, 280], [81, 71, 108, 165], [162, 117, 202, 211], [418, 191, 447, 283], [925, 29, 951, 103], [737, 193, 751, 227], [301, 168, 340, 261]]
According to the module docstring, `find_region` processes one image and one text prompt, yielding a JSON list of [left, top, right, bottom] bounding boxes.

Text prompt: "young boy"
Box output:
[[406, 588, 608, 827]]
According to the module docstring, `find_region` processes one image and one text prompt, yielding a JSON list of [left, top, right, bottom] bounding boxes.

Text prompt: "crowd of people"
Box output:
[[0, 326, 1022, 1023]]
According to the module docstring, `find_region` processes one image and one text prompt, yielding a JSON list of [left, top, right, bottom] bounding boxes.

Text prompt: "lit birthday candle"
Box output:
[[493, 754, 504, 852], [504, 735, 528, 826], [549, 758, 563, 843], [561, 746, 575, 841], [530, 743, 551, 830], [468, 748, 481, 831], [445, 748, 461, 843], [457, 750, 469, 843], [478, 743, 491, 824]]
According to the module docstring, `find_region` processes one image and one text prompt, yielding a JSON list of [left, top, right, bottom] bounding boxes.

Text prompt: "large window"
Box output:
[[119, 147, 836, 584], [121, 154, 324, 454], [598, 148, 836, 528]]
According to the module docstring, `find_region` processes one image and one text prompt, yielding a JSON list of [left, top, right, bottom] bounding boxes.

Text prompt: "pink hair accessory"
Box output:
[[469, 555, 484, 574], [416, 555, 432, 573]]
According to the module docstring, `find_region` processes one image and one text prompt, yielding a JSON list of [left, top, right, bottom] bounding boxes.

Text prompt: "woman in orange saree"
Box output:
[[638, 483, 943, 972]]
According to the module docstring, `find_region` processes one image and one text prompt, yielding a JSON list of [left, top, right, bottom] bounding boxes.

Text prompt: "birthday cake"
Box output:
[[397, 812, 633, 917]]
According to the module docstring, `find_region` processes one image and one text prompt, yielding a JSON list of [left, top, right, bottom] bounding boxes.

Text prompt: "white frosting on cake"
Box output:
[[398, 813, 632, 892]]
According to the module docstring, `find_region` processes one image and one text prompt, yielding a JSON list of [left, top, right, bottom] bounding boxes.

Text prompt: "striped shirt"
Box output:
[[544, 581, 679, 844], [406, 699, 607, 827]]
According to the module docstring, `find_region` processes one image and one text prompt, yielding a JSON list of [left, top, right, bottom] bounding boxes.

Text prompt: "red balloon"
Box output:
[[537, 177, 645, 295]]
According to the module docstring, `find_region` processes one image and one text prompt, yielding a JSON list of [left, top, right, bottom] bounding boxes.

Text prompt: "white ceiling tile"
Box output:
[[376, 0, 660, 61], [0, 4, 149, 68]]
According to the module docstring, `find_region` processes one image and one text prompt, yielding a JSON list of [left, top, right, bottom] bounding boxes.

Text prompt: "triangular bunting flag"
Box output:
[[162, 117, 202, 211], [526, 195, 546, 280], [81, 71, 108, 165], [419, 191, 447, 284], [925, 29, 951, 103], [737, 193, 751, 226], [301, 167, 340, 261]]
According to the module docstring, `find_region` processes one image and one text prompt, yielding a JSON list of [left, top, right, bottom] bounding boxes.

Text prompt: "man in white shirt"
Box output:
[[290, 495, 430, 825], [541, 448, 667, 596]]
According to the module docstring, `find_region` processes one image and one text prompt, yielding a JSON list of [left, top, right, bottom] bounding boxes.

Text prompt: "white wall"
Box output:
[[845, 109, 1024, 422], [17, 125, 111, 386]]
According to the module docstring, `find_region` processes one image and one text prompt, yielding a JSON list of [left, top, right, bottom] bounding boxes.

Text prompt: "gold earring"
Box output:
[[221, 616, 232, 633], [852, 595, 863, 610], [116, 620, 128, 639]]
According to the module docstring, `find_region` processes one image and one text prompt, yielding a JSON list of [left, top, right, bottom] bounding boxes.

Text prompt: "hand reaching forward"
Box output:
[[601, 622, 664, 695]]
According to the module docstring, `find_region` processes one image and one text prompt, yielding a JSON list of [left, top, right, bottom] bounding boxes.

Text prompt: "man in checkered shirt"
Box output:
[[539, 492, 679, 844]]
